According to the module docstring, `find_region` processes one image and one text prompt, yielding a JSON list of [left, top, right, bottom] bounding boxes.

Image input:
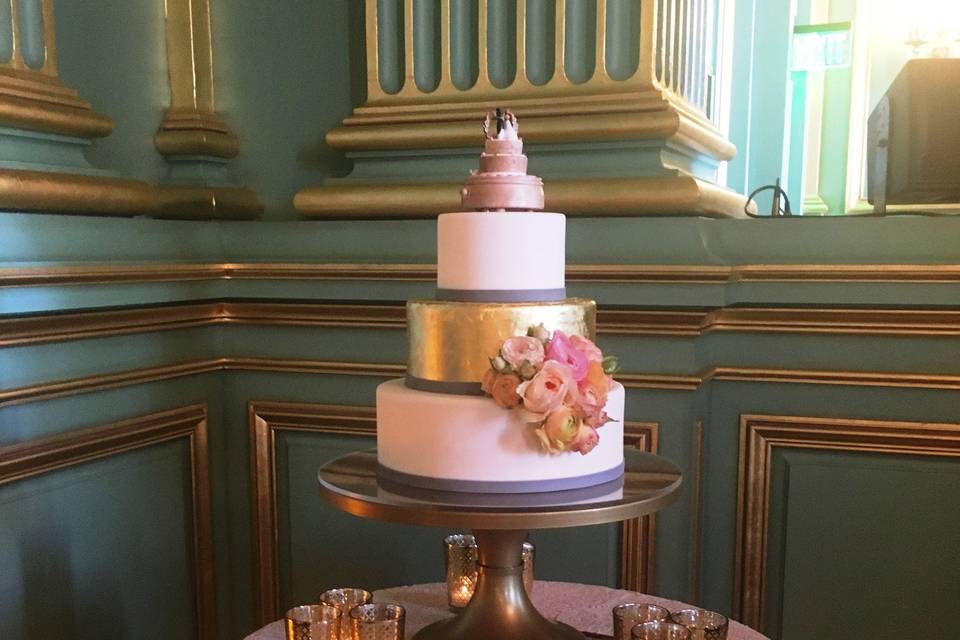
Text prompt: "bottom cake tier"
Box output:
[[376, 379, 625, 493]]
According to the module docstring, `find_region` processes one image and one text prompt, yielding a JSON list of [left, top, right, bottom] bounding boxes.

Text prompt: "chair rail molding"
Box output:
[[295, 0, 748, 219]]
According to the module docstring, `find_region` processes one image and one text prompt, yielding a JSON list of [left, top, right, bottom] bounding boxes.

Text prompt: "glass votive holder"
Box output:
[[445, 534, 478, 608], [285, 604, 341, 640], [445, 534, 535, 608], [631, 620, 692, 640], [613, 603, 672, 640], [669, 608, 729, 640], [348, 602, 405, 640], [319, 588, 373, 639]]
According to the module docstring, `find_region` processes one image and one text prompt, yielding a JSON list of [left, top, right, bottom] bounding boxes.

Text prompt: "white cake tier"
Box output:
[[437, 211, 565, 298], [376, 379, 625, 493]]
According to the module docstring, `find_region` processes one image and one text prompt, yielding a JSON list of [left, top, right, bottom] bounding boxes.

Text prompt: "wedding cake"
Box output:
[[376, 110, 625, 493]]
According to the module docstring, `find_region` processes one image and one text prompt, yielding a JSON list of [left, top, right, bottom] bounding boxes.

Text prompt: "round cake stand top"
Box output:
[[318, 448, 682, 530]]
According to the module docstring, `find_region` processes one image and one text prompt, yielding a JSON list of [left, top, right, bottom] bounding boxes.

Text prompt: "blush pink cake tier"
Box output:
[[376, 109, 625, 493]]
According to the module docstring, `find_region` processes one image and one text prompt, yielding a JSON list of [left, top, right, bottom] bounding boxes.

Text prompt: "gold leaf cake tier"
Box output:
[[406, 298, 596, 391]]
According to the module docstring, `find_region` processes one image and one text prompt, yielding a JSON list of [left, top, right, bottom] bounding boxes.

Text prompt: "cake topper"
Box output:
[[460, 108, 545, 212]]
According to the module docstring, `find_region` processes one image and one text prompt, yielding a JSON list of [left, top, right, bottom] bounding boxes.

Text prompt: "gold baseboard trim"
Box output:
[[0, 404, 216, 639], [158, 185, 263, 220], [0, 168, 158, 215], [295, 176, 749, 219], [5, 263, 960, 289], [734, 414, 960, 632]]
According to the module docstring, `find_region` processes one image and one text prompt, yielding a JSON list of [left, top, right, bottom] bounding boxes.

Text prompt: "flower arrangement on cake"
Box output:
[[481, 324, 619, 456]]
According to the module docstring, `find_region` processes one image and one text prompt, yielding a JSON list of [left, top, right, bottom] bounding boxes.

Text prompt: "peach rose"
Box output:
[[577, 361, 611, 419], [500, 335, 545, 370], [485, 372, 522, 409], [570, 424, 600, 455], [516, 360, 578, 417], [570, 335, 603, 363], [534, 406, 581, 453]]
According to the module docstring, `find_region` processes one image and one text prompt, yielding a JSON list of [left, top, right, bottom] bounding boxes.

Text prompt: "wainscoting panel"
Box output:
[[735, 415, 960, 639], [0, 405, 215, 640]]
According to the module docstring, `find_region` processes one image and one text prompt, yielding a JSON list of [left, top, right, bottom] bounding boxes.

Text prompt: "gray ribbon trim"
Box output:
[[376, 460, 625, 495], [405, 375, 484, 395], [435, 287, 567, 302]]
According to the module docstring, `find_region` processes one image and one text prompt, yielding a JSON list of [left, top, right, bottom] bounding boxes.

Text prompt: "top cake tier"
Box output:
[[437, 109, 564, 302]]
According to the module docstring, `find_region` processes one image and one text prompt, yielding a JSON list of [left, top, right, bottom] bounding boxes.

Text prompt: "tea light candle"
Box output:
[[451, 575, 476, 608]]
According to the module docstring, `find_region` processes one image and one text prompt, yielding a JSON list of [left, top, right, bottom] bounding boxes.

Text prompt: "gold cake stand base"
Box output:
[[414, 530, 584, 640]]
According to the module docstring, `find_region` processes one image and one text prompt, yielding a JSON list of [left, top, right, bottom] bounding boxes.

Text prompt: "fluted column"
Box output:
[[153, 0, 261, 219], [297, 0, 746, 219], [0, 0, 112, 138]]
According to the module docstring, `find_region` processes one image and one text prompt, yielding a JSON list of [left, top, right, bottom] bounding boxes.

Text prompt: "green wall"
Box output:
[[2, 3, 960, 640]]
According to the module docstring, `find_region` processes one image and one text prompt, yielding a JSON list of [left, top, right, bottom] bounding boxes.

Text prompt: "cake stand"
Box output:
[[318, 448, 682, 640]]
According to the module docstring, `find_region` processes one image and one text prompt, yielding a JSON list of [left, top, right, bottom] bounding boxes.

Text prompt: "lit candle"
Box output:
[[451, 575, 476, 608]]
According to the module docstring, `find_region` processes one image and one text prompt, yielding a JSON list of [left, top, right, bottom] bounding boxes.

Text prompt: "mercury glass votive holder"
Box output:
[[285, 604, 341, 640], [445, 534, 536, 608], [319, 588, 373, 639], [613, 603, 672, 640], [348, 602, 405, 640], [444, 534, 478, 608], [669, 608, 729, 640], [631, 620, 692, 640]]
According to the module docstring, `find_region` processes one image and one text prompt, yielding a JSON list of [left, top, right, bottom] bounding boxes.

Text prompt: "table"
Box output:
[[245, 581, 768, 640], [313, 448, 683, 640]]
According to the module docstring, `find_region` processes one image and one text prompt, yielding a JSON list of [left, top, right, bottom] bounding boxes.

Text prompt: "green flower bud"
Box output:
[[602, 355, 619, 375], [518, 360, 537, 380], [527, 323, 550, 343], [490, 355, 511, 373]]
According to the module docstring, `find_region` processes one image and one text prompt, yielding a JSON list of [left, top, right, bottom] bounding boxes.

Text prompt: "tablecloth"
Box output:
[[245, 581, 768, 639]]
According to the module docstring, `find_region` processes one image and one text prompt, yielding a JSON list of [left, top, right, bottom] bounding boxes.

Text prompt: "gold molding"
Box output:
[[0, 358, 404, 408], [156, 0, 239, 158], [158, 184, 263, 220], [0, 168, 157, 215], [5, 262, 960, 289], [295, 175, 748, 219], [0, 404, 216, 639], [734, 414, 960, 632], [7, 359, 960, 409], [621, 421, 660, 593], [7, 301, 960, 349], [248, 402, 378, 626], [248, 400, 657, 624]]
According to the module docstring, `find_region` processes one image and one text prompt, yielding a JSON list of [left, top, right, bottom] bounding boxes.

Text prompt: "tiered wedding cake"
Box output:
[[376, 110, 625, 493]]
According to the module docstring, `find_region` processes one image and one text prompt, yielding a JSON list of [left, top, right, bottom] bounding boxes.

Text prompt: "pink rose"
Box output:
[[570, 424, 600, 455], [500, 335, 545, 370], [516, 360, 578, 418], [483, 370, 522, 409], [570, 335, 603, 363], [534, 406, 580, 453], [545, 331, 590, 382]]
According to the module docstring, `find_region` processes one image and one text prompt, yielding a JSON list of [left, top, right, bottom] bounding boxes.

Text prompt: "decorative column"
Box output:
[[0, 0, 155, 215], [296, 0, 748, 218], [154, 0, 261, 219]]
